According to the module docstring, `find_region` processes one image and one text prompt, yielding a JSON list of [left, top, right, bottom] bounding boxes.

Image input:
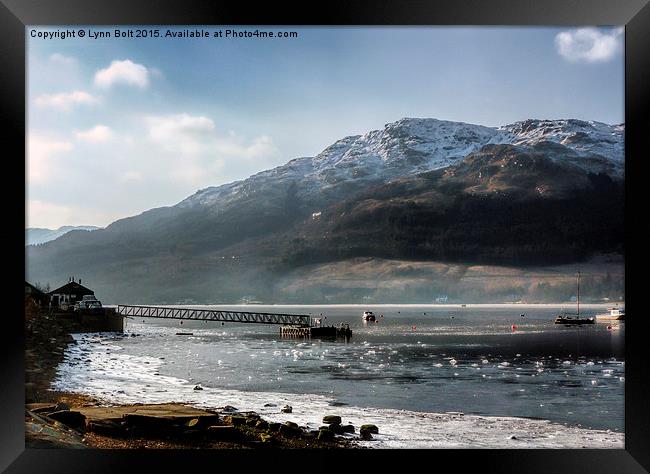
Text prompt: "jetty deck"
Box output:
[[115, 305, 351, 339]]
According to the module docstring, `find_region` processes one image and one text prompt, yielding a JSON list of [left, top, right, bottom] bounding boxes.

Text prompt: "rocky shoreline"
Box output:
[[26, 398, 366, 449], [24, 302, 364, 449]]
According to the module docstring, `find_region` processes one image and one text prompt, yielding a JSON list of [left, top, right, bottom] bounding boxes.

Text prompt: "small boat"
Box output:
[[596, 307, 625, 321], [554, 315, 595, 325], [555, 271, 594, 325], [362, 311, 376, 322]]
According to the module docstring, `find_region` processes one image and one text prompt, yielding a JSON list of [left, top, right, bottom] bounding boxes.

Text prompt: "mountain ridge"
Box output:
[[26, 117, 624, 303], [26, 226, 101, 246]]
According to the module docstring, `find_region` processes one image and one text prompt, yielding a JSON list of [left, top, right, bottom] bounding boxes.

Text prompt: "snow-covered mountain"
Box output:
[[27, 116, 624, 304], [178, 117, 624, 211], [26, 226, 100, 246]]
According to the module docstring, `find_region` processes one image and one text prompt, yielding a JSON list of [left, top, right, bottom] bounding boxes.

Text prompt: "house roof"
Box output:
[[25, 281, 46, 297], [49, 281, 94, 296]]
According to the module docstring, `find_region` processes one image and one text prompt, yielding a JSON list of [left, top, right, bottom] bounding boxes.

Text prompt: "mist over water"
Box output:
[[54, 305, 625, 445]]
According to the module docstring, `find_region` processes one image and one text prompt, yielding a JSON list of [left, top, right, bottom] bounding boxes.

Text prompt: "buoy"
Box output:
[[511, 324, 517, 331]]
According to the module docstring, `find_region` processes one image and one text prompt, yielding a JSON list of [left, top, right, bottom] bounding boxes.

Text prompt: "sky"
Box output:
[[27, 26, 624, 229]]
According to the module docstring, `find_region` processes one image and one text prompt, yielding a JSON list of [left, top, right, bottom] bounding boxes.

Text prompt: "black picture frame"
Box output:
[[3, 0, 648, 472]]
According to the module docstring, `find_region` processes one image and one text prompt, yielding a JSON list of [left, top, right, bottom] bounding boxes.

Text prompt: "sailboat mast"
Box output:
[[577, 271, 580, 316]]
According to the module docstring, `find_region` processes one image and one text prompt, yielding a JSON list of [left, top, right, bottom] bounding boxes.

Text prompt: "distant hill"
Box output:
[[26, 226, 100, 246], [26, 117, 624, 304]]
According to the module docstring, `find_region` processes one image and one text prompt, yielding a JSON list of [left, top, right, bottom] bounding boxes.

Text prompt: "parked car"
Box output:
[[74, 295, 103, 313]]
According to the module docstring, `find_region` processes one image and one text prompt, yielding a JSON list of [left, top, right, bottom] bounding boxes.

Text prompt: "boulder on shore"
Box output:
[[360, 424, 379, 434], [329, 423, 345, 435], [359, 430, 373, 440], [317, 429, 335, 441], [322, 415, 342, 425], [279, 421, 301, 437]]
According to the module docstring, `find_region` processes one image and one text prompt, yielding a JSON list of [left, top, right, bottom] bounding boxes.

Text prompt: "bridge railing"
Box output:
[[116, 305, 312, 327]]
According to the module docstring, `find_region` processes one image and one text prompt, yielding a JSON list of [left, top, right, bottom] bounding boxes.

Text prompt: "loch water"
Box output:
[[53, 305, 625, 446]]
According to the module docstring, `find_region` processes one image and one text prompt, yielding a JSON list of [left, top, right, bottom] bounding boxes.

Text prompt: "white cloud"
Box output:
[[27, 113, 280, 228], [148, 114, 215, 139], [146, 113, 216, 154], [555, 27, 623, 63], [49, 53, 76, 66], [34, 90, 99, 111], [27, 135, 74, 184], [146, 113, 276, 158], [94, 59, 150, 89], [212, 134, 277, 160], [74, 125, 113, 143], [144, 113, 279, 186]]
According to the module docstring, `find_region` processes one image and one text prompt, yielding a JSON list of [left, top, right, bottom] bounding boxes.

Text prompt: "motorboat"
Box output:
[[362, 311, 376, 322], [596, 307, 625, 321]]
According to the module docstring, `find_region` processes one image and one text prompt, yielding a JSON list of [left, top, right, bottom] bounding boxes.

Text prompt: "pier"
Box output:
[[116, 305, 311, 326], [115, 305, 351, 339]]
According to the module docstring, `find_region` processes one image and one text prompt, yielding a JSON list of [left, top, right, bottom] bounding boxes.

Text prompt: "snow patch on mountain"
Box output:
[[178, 117, 624, 209], [500, 119, 624, 163]]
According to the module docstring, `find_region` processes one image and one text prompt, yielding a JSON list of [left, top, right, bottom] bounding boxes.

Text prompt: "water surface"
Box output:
[[54, 305, 625, 445]]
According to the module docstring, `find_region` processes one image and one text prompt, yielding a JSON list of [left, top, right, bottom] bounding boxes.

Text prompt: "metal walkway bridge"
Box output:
[[116, 305, 312, 327]]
